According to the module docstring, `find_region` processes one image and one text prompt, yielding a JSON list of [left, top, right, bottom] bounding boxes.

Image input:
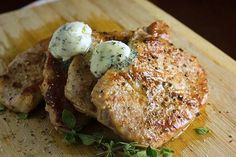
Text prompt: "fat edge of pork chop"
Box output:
[[0, 39, 49, 113], [65, 21, 170, 118], [91, 24, 208, 148]]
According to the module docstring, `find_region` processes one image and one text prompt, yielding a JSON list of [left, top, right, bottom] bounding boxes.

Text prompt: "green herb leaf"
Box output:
[[78, 133, 96, 145], [105, 140, 115, 157], [0, 104, 6, 111], [62, 109, 76, 129], [82, 26, 86, 33], [160, 147, 174, 157], [17, 113, 28, 120], [194, 127, 209, 135], [146, 146, 158, 157], [92, 132, 104, 138], [64, 131, 77, 144], [135, 150, 148, 157], [121, 142, 139, 156], [92, 133, 104, 144]]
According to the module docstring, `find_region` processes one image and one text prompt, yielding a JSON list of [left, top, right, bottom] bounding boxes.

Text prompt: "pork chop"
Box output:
[[90, 23, 208, 147], [40, 51, 90, 130], [0, 40, 48, 113]]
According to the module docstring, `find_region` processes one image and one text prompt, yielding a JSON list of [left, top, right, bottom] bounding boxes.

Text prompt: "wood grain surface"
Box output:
[[0, 0, 235, 157]]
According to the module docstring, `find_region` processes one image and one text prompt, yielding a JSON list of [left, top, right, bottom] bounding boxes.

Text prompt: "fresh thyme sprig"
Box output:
[[194, 127, 209, 135], [62, 109, 174, 157]]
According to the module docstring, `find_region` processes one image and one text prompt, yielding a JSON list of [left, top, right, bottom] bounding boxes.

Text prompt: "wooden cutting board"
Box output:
[[0, 0, 235, 156]]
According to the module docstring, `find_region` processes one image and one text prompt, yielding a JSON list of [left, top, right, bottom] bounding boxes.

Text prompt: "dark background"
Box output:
[[0, 0, 235, 60]]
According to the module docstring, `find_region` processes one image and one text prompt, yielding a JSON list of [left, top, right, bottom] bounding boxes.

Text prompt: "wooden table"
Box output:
[[0, 0, 235, 156]]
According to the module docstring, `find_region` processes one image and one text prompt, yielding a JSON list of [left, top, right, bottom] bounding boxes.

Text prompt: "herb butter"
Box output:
[[49, 21, 92, 61], [90, 40, 136, 77]]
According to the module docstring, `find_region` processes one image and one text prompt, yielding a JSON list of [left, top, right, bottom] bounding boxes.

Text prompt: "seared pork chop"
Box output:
[[0, 40, 48, 113], [91, 23, 208, 147], [40, 51, 90, 130]]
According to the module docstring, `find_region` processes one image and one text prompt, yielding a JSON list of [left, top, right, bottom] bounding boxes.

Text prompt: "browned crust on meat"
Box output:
[[91, 22, 208, 147], [0, 39, 48, 113], [146, 20, 170, 37]]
